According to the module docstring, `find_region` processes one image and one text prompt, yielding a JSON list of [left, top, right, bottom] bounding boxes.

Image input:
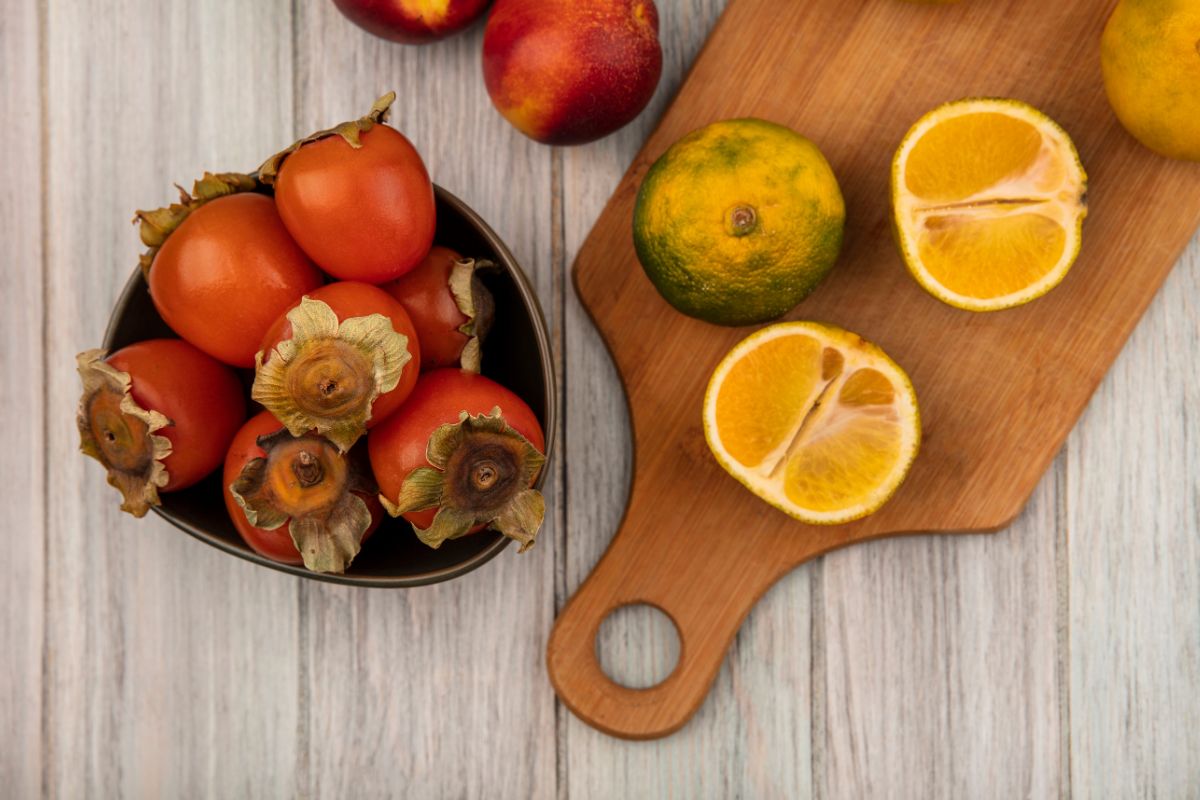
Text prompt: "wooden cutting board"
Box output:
[[546, 0, 1200, 740]]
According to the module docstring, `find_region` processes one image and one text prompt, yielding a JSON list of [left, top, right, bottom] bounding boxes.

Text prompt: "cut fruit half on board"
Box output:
[[703, 322, 920, 525], [892, 98, 1088, 311]]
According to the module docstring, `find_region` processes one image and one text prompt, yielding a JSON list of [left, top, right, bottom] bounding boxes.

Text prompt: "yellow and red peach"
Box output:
[[482, 0, 662, 146], [332, 0, 492, 45]]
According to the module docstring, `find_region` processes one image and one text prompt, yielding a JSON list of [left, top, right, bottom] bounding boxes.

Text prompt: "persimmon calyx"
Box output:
[[448, 258, 496, 373], [252, 296, 411, 453], [132, 172, 259, 278], [380, 408, 547, 552], [229, 429, 376, 574], [257, 92, 396, 184], [75, 349, 173, 518]]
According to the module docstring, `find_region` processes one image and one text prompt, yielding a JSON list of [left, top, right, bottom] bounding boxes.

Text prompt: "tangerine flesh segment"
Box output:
[[821, 347, 844, 380], [783, 407, 904, 513], [714, 333, 822, 468], [917, 211, 1067, 299], [904, 112, 1043, 202], [838, 367, 895, 406]]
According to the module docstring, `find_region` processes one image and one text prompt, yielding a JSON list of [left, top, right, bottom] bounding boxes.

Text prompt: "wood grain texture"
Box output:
[[560, 0, 815, 792], [42, 1, 302, 796], [0, 0, 44, 796], [820, 473, 1063, 798], [549, 0, 1200, 740], [291, 7, 558, 798], [1067, 234, 1200, 798]]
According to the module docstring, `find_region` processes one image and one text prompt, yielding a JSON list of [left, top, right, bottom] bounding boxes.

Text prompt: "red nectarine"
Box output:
[[482, 0, 662, 145], [333, 0, 491, 44]]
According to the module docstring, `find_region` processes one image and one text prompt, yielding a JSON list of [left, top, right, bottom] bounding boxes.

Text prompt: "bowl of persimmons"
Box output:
[[78, 93, 555, 587]]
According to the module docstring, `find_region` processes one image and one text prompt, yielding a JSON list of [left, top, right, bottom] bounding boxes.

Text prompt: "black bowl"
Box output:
[[103, 185, 556, 587]]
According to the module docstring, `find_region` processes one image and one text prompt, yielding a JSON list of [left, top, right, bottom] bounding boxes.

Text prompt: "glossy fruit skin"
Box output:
[[482, 0, 663, 145], [368, 369, 545, 529], [223, 411, 382, 565], [332, 0, 492, 44], [109, 338, 246, 491], [274, 125, 436, 282], [382, 245, 472, 369], [259, 281, 422, 427], [147, 192, 324, 368]]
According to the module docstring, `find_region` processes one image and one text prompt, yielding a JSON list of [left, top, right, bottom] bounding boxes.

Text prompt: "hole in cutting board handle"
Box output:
[[594, 603, 681, 689]]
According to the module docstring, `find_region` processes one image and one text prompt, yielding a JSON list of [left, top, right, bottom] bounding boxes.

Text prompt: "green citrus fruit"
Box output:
[[632, 118, 845, 326]]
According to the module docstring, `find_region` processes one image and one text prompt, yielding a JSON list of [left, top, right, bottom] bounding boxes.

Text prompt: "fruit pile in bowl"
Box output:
[[78, 93, 555, 587]]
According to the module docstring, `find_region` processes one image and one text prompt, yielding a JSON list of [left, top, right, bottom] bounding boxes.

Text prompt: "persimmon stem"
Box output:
[[293, 450, 324, 487], [472, 461, 499, 491]]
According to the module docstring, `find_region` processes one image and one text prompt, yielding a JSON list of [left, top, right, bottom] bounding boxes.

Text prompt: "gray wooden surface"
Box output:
[[2, 0, 1197, 797]]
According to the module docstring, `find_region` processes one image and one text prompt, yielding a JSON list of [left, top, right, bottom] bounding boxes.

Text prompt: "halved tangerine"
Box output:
[[703, 322, 920, 524], [892, 98, 1088, 311]]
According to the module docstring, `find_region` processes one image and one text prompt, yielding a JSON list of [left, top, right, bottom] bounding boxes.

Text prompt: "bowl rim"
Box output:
[[103, 184, 557, 588]]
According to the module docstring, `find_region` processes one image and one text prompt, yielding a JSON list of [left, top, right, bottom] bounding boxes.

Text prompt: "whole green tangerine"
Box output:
[[632, 117, 845, 327]]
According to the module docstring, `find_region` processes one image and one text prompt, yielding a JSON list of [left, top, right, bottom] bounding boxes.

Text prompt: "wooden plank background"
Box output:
[[1, 0, 1196, 796]]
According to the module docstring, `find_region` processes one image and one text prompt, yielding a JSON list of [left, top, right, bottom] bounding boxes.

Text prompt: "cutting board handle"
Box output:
[[547, 491, 814, 739]]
